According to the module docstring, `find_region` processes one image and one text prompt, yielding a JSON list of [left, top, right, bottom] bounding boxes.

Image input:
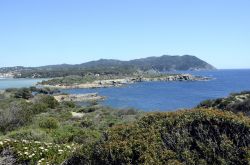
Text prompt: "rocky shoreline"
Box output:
[[53, 93, 105, 102], [41, 74, 211, 89]]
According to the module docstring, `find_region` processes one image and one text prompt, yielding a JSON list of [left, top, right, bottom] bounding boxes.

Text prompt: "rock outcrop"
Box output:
[[54, 93, 105, 102]]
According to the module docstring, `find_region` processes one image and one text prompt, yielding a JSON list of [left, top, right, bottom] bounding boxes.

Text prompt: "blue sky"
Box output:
[[0, 0, 249, 69]]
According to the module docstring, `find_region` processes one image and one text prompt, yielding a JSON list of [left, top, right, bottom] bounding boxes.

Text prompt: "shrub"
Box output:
[[34, 87, 60, 95], [14, 88, 33, 99], [31, 103, 48, 114], [117, 108, 138, 116], [198, 92, 250, 115], [40, 95, 59, 109], [33, 94, 59, 109], [52, 126, 100, 144], [5, 88, 18, 93], [0, 100, 33, 133], [62, 101, 76, 108], [0, 139, 79, 164], [39, 117, 59, 129], [80, 118, 93, 128], [7, 129, 49, 141], [197, 99, 214, 108], [88, 109, 250, 165], [78, 106, 98, 113], [57, 111, 73, 121], [231, 99, 250, 114]]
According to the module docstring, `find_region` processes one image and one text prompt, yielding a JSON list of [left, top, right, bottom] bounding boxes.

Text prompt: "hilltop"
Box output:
[[68, 55, 215, 71], [0, 55, 215, 78]]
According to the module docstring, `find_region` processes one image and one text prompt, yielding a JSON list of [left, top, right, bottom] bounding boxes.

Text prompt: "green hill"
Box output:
[[77, 55, 215, 71], [0, 55, 216, 78]]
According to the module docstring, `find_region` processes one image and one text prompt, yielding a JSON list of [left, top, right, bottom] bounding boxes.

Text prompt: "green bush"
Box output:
[[5, 88, 18, 93], [62, 101, 76, 108], [198, 92, 250, 115], [52, 125, 100, 144], [87, 109, 250, 165], [33, 94, 59, 109], [40, 95, 59, 109], [117, 108, 138, 116], [231, 99, 250, 114], [31, 103, 48, 114], [80, 118, 93, 128], [7, 129, 49, 141], [78, 106, 98, 113], [39, 117, 59, 129], [57, 111, 73, 121], [0, 100, 33, 133], [14, 88, 33, 99], [35, 87, 60, 95]]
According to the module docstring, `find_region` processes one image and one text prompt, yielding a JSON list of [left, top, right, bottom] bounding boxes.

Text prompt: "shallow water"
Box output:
[[0, 78, 46, 90]]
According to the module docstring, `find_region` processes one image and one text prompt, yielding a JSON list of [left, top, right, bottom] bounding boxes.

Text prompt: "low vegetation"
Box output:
[[65, 109, 250, 165], [38, 73, 142, 86], [0, 139, 79, 164], [0, 88, 142, 164], [198, 91, 250, 115], [1, 88, 250, 164]]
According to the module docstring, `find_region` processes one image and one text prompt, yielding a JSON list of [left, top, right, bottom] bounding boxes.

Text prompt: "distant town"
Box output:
[[0, 72, 15, 78]]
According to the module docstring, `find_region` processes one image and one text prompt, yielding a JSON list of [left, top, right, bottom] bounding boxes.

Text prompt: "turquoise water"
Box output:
[[0, 78, 46, 90], [63, 69, 250, 111]]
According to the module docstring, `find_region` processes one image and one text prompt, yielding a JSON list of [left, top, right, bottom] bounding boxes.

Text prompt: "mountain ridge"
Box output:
[[0, 55, 216, 78], [38, 55, 216, 70]]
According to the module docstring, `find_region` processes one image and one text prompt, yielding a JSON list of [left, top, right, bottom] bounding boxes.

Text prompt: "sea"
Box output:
[[1, 69, 250, 111], [0, 78, 47, 90]]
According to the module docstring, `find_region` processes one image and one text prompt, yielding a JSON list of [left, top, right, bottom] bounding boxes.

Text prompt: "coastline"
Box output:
[[39, 74, 212, 89]]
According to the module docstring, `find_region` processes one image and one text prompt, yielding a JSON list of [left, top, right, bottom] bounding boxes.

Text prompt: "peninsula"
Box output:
[[39, 73, 211, 89]]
